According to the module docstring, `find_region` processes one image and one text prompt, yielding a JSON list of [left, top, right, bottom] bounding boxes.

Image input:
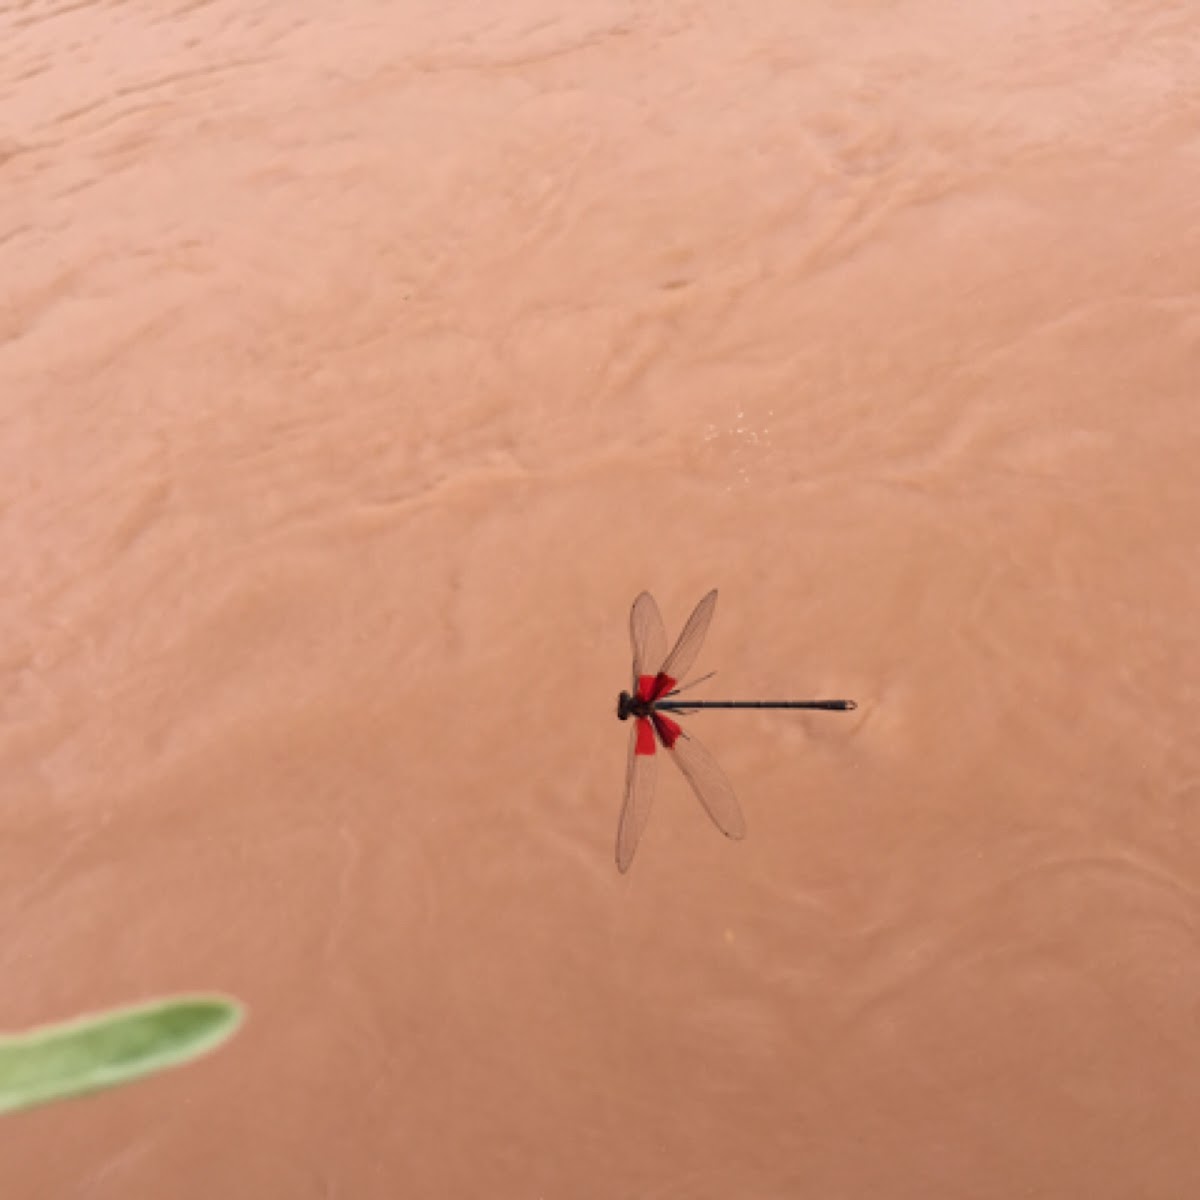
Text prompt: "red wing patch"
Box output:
[[634, 717, 657, 756]]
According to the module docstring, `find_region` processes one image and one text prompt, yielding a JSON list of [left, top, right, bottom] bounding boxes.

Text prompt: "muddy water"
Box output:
[[3, 2, 1199, 1196]]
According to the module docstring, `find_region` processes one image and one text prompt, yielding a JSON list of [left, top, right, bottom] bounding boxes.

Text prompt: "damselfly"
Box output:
[[615, 589, 855, 872]]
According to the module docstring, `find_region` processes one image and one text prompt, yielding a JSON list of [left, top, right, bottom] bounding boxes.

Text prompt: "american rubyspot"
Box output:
[[615, 589, 856, 873]]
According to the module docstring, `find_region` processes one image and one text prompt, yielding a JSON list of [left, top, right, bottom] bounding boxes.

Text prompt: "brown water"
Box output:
[[3, 2, 1200, 1196]]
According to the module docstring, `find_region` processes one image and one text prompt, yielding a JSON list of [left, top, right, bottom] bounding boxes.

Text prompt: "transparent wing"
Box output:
[[660, 589, 718, 683], [666, 726, 746, 841], [630, 592, 668, 686], [616, 721, 658, 873]]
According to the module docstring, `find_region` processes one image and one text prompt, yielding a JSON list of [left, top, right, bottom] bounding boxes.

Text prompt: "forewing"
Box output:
[[666, 727, 747, 841], [630, 592, 668, 684], [616, 721, 658, 873], [660, 589, 718, 683]]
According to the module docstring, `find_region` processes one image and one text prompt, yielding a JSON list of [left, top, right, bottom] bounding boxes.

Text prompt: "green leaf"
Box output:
[[0, 994, 243, 1116]]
